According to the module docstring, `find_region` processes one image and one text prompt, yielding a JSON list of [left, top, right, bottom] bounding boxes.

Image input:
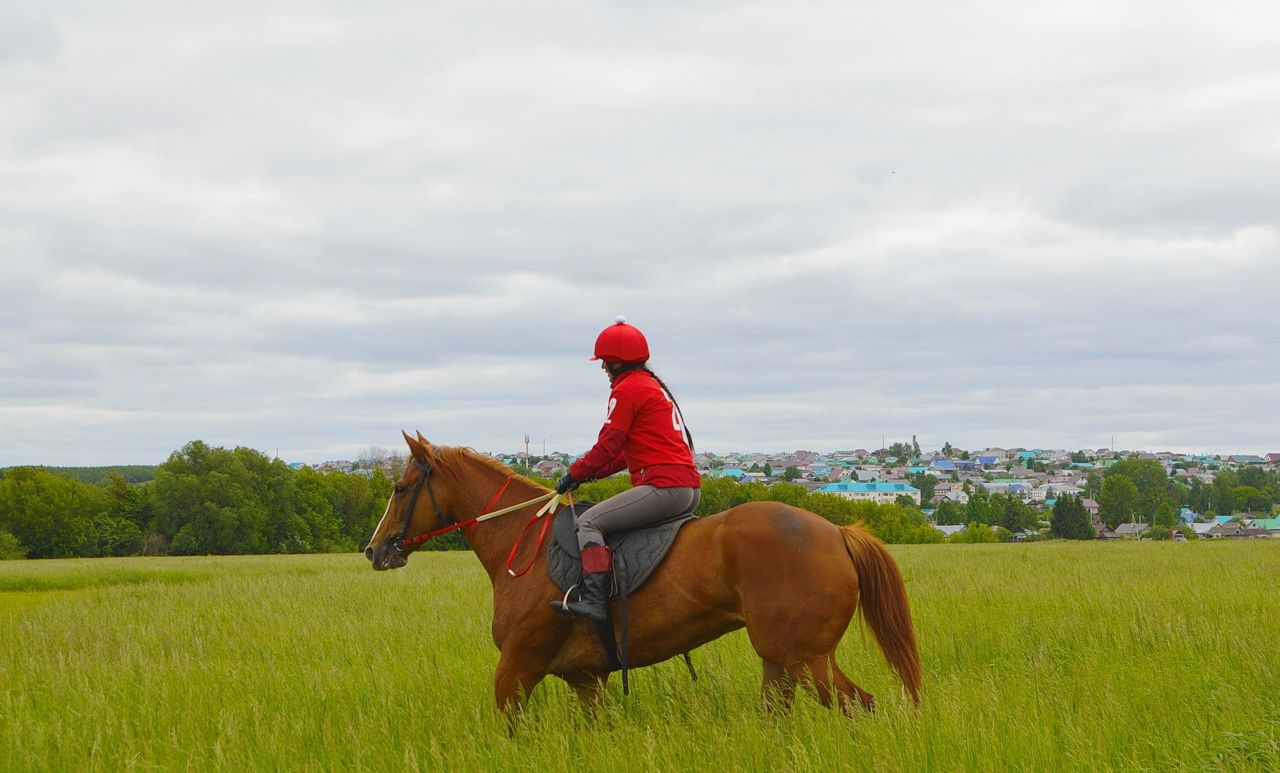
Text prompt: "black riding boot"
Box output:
[[550, 544, 611, 621]]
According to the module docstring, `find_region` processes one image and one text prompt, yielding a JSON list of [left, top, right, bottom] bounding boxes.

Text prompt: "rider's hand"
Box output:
[[555, 473, 579, 494]]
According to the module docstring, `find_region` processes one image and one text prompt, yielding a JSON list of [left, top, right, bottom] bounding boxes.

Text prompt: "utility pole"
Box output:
[[523, 434, 530, 468]]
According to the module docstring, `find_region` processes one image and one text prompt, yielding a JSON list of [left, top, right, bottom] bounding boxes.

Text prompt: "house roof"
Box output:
[[818, 482, 920, 494], [1114, 523, 1151, 535]]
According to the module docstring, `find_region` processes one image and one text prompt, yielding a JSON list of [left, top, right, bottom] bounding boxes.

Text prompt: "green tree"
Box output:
[[1237, 466, 1268, 488], [1188, 478, 1210, 514], [0, 467, 105, 557], [781, 466, 802, 481], [1085, 469, 1104, 500], [1211, 472, 1236, 515], [1106, 459, 1176, 522], [327, 468, 395, 547], [1152, 500, 1178, 528], [933, 499, 965, 525], [965, 486, 994, 525], [1051, 494, 1094, 540], [1231, 485, 1271, 514], [907, 472, 938, 502], [1099, 476, 1140, 528], [993, 494, 1038, 533], [151, 441, 347, 555], [0, 529, 24, 560], [886, 442, 914, 462]]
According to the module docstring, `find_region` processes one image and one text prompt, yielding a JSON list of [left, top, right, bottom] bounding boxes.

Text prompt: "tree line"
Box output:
[[2, 440, 953, 559], [0, 441, 392, 559], [1097, 460, 1278, 528], [6, 441, 1274, 560]]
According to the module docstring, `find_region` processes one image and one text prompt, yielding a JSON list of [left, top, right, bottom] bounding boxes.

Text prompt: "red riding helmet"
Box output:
[[591, 316, 650, 363]]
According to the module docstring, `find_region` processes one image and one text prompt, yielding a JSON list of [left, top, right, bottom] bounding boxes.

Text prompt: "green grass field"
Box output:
[[3, 542, 1278, 771]]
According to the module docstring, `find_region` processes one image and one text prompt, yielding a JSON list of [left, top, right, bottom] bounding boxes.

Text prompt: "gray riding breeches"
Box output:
[[575, 485, 701, 553]]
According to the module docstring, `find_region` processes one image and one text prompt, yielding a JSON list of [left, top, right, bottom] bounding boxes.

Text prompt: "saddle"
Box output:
[[545, 501, 693, 599], [545, 500, 697, 694]]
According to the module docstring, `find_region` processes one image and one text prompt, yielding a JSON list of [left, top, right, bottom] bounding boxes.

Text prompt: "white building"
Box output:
[[817, 482, 921, 505]]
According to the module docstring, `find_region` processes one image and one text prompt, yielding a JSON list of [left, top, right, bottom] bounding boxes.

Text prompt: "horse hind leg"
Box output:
[[787, 655, 876, 716], [833, 663, 877, 713]]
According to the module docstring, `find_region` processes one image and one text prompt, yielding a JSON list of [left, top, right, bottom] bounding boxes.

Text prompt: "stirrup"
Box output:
[[549, 583, 579, 616]]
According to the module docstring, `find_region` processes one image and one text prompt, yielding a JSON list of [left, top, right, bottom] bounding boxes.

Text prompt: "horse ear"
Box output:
[[402, 430, 425, 459], [416, 430, 429, 446]]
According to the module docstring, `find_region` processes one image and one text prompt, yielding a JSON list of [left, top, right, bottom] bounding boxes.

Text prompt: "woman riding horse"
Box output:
[[550, 316, 701, 621]]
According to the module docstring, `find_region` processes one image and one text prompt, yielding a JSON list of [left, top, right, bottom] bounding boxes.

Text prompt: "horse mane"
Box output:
[[431, 445, 550, 492]]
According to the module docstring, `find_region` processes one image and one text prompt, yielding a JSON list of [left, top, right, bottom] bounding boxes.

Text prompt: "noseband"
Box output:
[[391, 457, 449, 553]]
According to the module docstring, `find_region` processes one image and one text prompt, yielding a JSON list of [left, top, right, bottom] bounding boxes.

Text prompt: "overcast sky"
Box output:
[[2, 0, 1278, 466]]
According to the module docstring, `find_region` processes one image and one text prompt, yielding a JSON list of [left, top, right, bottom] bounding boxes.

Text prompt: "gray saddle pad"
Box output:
[[546, 501, 693, 599]]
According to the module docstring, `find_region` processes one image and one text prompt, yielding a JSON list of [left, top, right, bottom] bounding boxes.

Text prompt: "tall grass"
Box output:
[[2, 543, 1278, 771]]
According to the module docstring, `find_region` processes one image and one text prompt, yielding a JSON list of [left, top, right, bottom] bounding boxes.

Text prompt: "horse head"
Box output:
[[364, 430, 463, 571]]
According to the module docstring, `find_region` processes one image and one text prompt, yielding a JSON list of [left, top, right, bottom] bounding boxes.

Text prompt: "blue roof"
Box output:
[[1214, 515, 1234, 524], [931, 459, 957, 471], [818, 482, 920, 494], [1017, 451, 1037, 459], [977, 455, 997, 465], [907, 466, 927, 474]]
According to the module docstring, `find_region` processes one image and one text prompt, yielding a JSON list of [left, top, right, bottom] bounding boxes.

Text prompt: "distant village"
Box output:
[[295, 442, 1280, 541]]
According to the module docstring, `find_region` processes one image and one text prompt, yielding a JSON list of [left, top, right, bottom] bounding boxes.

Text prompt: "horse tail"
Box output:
[[841, 525, 922, 705]]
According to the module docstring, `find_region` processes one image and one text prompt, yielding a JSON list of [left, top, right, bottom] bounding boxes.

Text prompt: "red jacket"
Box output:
[[569, 369, 701, 488]]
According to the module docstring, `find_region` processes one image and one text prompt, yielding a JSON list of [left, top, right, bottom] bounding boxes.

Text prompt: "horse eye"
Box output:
[[394, 484, 406, 496]]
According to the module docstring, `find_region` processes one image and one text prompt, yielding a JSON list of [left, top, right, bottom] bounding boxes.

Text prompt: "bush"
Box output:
[[949, 522, 1001, 543], [141, 533, 170, 556], [0, 529, 25, 560]]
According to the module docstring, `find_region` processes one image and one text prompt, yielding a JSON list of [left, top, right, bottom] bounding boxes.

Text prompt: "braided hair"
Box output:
[[603, 360, 695, 451]]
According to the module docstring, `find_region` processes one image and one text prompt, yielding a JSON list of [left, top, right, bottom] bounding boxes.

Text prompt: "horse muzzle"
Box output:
[[365, 541, 408, 571]]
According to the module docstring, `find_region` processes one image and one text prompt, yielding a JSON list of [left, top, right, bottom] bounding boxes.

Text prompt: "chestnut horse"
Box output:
[[365, 432, 921, 720]]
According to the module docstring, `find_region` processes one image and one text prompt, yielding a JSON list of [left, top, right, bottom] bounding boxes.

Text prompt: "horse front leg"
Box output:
[[761, 660, 796, 715], [494, 654, 546, 730]]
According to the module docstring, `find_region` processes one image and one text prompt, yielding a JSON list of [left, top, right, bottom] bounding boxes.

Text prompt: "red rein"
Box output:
[[399, 476, 560, 578]]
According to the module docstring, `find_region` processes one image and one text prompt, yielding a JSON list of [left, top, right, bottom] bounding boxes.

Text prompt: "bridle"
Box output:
[[385, 455, 561, 575], [389, 456, 449, 554]]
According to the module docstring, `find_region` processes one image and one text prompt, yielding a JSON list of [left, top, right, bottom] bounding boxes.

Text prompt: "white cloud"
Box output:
[[3, 0, 1278, 464]]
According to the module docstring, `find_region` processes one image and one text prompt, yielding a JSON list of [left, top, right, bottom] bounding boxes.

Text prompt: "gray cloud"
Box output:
[[3, 0, 1279, 465]]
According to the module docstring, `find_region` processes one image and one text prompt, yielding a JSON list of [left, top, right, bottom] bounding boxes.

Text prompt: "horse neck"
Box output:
[[445, 457, 550, 583]]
